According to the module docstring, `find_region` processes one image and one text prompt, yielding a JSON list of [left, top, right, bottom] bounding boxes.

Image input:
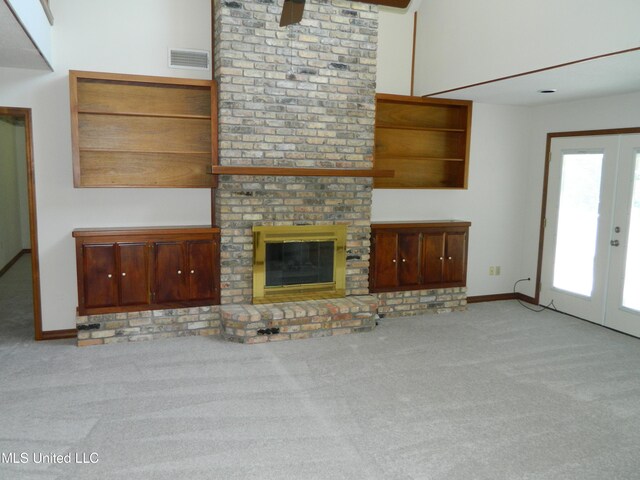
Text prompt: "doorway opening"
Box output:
[[0, 107, 43, 340], [537, 128, 640, 338]]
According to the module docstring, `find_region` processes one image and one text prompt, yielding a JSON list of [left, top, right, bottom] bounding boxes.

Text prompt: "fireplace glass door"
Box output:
[[252, 225, 347, 304], [265, 241, 335, 287]]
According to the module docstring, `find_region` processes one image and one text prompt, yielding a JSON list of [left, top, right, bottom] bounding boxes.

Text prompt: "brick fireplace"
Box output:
[[211, 0, 381, 342], [76, 0, 467, 346], [214, 0, 378, 302]]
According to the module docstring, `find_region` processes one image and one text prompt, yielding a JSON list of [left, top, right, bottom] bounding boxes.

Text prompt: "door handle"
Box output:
[[610, 240, 620, 247]]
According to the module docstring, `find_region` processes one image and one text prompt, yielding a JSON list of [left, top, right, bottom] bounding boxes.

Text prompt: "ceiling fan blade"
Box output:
[[352, 0, 411, 8], [280, 0, 306, 27]]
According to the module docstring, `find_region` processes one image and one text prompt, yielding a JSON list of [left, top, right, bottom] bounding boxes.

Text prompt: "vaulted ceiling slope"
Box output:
[[0, 0, 52, 71]]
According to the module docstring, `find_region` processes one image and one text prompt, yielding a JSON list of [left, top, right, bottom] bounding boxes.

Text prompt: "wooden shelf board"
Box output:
[[376, 124, 465, 133], [72, 70, 213, 88], [210, 165, 394, 178], [374, 156, 465, 162], [372, 220, 471, 229], [72, 225, 220, 237], [79, 148, 211, 155], [78, 110, 211, 120]]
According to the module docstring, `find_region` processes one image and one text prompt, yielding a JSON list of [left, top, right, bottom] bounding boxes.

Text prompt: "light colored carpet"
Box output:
[[1, 262, 640, 479], [0, 254, 34, 344]]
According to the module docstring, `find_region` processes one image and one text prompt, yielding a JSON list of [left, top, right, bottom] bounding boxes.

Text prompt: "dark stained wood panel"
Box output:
[[398, 233, 421, 286], [83, 244, 117, 309], [118, 243, 149, 306], [374, 157, 466, 189], [372, 232, 398, 290], [422, 234, 445, 285], [377, 102, 467, 130], [78, 151, 213, 187], [154, 242, 186, 303], [187, 240, 217, 301], [444, 232, 467, 283], [376, 128, 466, 159], [77, 81, 211, 118], [78, 115, 211, 153]]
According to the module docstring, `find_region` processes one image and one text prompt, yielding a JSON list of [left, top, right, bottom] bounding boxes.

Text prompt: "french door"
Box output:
[[540, 133, 640, 337]]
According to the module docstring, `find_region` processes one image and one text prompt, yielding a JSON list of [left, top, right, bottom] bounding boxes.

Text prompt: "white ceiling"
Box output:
[[0, 0, 51, 70], [428, 48, 640, 106]]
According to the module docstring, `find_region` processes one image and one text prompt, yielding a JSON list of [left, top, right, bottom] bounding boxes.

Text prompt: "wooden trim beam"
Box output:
[[210, 166, 394, 178], [467, 293, 537, 304], [422, 46, 640, 98], [41, 329, 77, 341], [410, 11, 417, 96]]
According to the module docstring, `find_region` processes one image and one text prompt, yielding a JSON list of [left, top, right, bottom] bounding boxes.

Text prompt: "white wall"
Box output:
[[516, 91, 640, 297], [0, 118, 25, 266], [414, 0, 640, 95], [376, 8, 414, 95], [0, 0, 212, 331]]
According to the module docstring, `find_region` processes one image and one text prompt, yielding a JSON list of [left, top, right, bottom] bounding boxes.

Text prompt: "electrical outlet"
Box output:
[[489, 266, 495, 276], [495, 266, 501, 275]]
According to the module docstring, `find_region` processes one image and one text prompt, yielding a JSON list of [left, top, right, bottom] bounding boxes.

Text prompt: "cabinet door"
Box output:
[[397, 233, 421, 286], [372, 232, 398, 289], [118, 243, 149, 306], [187, 240, 216, 301], [82, 244, 117, 309], [154, 242, 187, 303], [444, 232, 467, 284], [422, 233, 445, 285]]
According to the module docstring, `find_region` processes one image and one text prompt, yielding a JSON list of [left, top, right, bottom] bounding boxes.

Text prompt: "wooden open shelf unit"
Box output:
[[373, 93, 472, 189], [69, 70, 217, 188]]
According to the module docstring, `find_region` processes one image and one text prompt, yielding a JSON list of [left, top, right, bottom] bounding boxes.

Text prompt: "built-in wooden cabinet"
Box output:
[[373, 94, 472, 189], [73, 226, 220, 315], [81, 242, 150, 310], [154, 239, 217, 304], [370, 221, 470, 292], [69, 70, 218, 188]]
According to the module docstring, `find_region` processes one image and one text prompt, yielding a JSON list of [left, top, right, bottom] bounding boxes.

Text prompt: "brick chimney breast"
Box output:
[[214, 0, 377, 304]]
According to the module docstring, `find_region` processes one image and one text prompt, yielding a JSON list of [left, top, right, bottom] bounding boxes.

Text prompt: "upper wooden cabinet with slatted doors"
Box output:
[[69, 70, 217, 188]]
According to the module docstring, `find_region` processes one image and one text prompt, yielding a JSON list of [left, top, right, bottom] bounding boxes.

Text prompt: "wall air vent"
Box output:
[[168, 49, 210, 70]]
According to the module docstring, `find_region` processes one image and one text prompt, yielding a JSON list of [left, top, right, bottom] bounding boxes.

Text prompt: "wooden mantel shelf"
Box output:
[[210, 165, 394, 178]]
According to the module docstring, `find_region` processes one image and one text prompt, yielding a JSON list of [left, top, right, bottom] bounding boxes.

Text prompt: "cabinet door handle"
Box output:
[[107, 274, 112, 278], [121, 272, 126, 277], [177, 270, 182, 275], [392, 259, 396, 263], [439, 257, 444, 261], [448, 256, 452, 260], [401, 258, 406, 263], [190, 269, 195, 274]]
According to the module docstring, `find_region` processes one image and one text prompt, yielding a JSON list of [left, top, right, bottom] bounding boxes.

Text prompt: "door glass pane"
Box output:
[[622, 153, 640, 311], [553, 153, 604, 296]]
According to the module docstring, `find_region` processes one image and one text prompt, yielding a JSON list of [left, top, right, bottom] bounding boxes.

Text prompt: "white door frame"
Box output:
[[535, 128, 640, 333]]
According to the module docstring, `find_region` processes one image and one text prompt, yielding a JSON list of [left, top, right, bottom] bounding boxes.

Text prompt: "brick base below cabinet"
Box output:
[[75, 290, 466, 346], [376, 287, 467, 317], [76, 306, 222, 346]]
